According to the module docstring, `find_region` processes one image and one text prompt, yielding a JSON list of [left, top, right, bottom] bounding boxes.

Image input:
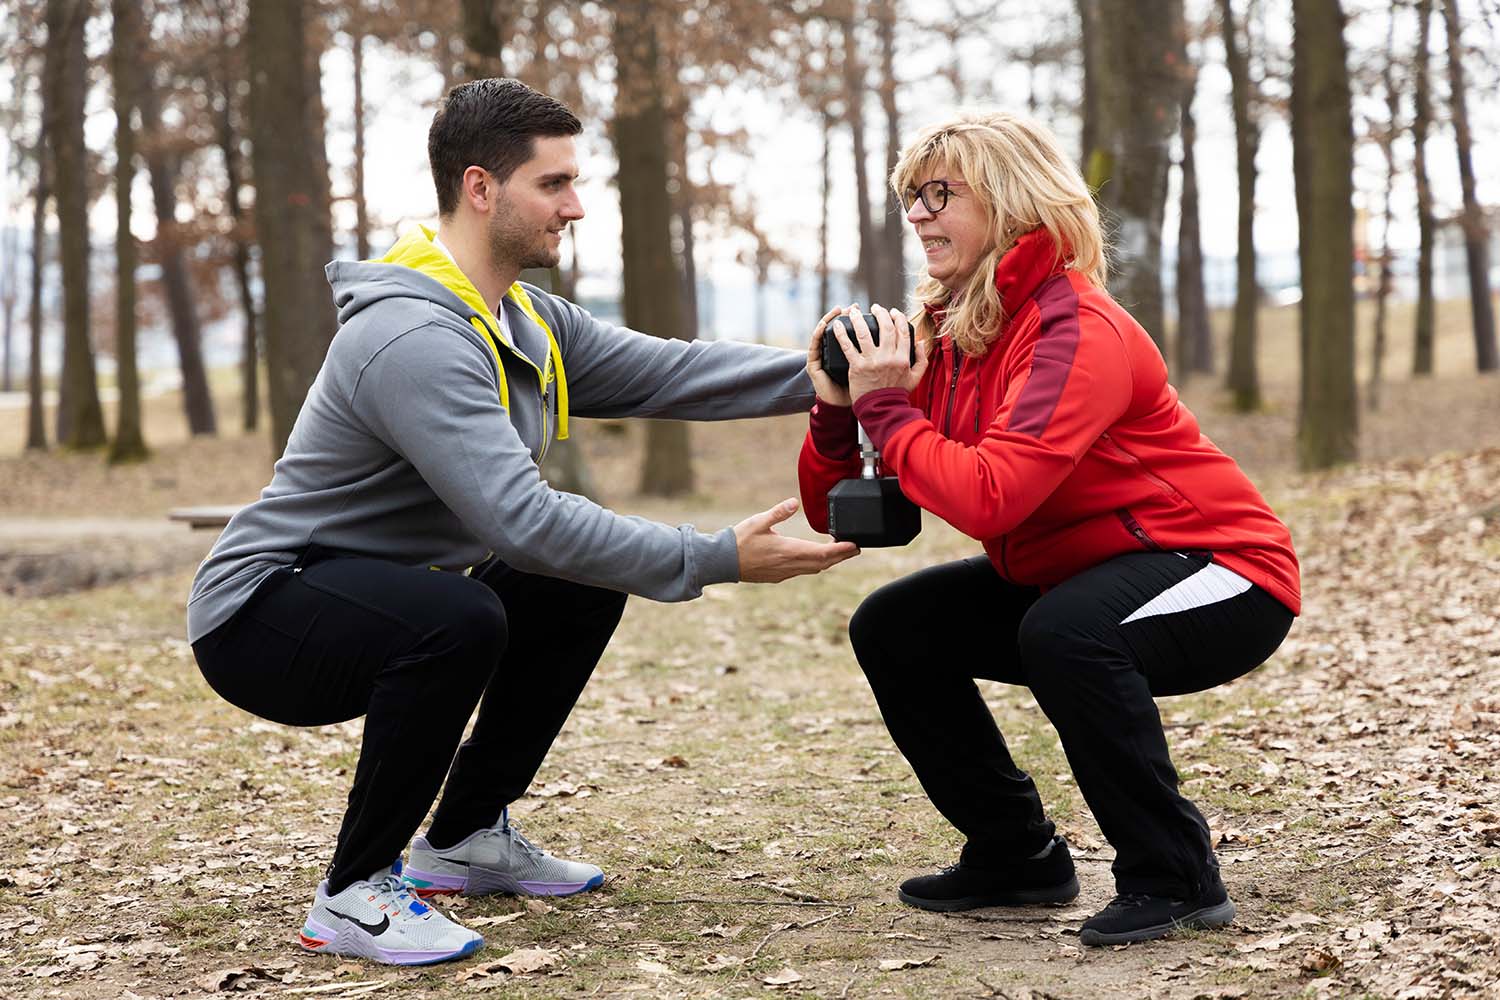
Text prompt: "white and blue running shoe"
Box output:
[[405, 808, 605, 898], [299, 859, 482, 966]]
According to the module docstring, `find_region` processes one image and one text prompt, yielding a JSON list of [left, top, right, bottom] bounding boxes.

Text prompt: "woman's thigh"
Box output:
[[849, 555, 1040, 686], [1023, 552, 1294, 696]]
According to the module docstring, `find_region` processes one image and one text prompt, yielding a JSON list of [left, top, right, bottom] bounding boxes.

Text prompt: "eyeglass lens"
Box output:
[[902, 180, 950, 214]]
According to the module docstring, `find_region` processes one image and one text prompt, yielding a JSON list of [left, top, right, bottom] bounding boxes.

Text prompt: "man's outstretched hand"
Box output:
[[733, 498, 859, 583]]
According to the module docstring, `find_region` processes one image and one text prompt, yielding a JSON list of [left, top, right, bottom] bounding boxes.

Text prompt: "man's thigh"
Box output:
[[198, 556, 505, 726]]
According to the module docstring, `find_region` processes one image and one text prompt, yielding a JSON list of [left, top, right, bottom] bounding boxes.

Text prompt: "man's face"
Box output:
[[487, 135, 585, 272]]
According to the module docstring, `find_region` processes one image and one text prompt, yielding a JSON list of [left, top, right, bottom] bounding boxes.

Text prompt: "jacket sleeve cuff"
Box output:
[[853, 388, 925, 451], [808, 400, 859, 460]]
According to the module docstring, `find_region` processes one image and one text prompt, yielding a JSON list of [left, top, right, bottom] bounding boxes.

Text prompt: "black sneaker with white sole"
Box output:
[[1079, 875, 1236, 946], [897, 836, 1080, 912]]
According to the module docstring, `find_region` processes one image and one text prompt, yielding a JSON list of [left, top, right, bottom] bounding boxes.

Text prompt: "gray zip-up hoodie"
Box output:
[[186, 228, 813, 642]]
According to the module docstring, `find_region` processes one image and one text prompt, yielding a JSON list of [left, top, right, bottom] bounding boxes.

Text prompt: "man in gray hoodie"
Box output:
[[188, 78, 856, 966]]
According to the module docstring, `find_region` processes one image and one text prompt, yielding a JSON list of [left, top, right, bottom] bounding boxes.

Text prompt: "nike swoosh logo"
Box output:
[[327, 907, 390, 936]]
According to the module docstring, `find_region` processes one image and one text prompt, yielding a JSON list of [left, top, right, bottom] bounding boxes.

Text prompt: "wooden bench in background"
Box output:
[[168, 505, 243, 531]]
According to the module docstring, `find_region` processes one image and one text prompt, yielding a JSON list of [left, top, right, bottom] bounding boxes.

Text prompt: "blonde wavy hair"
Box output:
[[891, 111, 1107, 355]]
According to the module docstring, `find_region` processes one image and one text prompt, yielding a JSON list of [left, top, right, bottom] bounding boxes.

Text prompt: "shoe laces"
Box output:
[[372, 872, 431, 919], [1105, 892, 1154, 911], [501, 819, 546, 859]]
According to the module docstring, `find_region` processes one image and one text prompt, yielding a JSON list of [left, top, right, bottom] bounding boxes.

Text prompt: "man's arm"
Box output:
[[353, 327, 852, 599], [523, 284, 815, 420]]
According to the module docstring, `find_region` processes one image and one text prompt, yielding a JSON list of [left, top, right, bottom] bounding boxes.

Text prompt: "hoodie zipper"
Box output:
[[485, 311, 554, 465]]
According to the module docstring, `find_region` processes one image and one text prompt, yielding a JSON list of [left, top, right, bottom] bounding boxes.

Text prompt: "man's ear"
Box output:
[[461, 165, 493, 214]]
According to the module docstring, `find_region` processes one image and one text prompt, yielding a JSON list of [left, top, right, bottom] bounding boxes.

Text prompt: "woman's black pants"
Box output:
[[192, 553, 627, 894], [848, 551, 1293, 900]]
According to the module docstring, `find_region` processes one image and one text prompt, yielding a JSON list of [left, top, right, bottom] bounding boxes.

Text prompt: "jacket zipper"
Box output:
[[1099, 432, 1176, 496], [488, 312, 554, 465], [943, 343, 962, 437]]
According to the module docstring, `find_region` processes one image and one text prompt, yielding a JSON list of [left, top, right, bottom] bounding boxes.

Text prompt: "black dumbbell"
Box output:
[[827, 423, 922, 548], [819, 313, 918, 388]]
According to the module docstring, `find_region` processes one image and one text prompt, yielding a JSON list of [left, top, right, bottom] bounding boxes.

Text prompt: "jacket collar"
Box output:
[[922, 228, 1069, 336]]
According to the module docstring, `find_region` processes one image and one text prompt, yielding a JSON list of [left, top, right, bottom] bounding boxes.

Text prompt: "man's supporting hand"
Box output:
[[733, 498, 859, 583]]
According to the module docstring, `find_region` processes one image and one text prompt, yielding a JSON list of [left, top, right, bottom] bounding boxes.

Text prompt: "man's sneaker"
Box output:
[[404, 808, 605, 898], [1079, 874, 1236, 946], [898, 836, 1080, 912], [299, 859, 483, 966]]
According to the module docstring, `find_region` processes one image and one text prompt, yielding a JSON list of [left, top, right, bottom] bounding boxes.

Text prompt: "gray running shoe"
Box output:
[[300, 859, 482, 965], [404, 808, 605, 898]]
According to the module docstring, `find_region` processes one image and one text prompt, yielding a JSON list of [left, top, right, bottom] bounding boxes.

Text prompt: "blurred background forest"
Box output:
[[1, 0, 1498, 489]]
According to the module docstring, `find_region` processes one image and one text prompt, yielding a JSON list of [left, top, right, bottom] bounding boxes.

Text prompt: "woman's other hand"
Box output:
[[807, 307, 853, 408], [831, 303, 931, 403]]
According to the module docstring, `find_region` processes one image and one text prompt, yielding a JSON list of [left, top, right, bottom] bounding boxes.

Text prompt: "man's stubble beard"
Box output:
[[487, 199, 562, 273]]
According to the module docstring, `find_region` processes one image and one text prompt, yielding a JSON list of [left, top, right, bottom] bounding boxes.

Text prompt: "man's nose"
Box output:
[[561, 191, 585, 221]]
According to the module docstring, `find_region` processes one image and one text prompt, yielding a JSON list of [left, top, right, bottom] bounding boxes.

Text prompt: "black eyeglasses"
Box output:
[[899, 179, 966, 214]]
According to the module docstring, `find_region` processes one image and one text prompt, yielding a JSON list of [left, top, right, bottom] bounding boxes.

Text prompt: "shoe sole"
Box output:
[[898, 875, 1081, 912], [299, 918, 483, 966], [405, 866, 604, 899], [1078, 899, 1237, 946]]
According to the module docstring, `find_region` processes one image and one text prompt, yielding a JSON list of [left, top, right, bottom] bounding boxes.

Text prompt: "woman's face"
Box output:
[[904, 166, 993, 292]]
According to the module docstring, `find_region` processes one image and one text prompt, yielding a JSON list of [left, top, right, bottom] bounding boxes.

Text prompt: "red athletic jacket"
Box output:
[[799, 229, 1301, 614]]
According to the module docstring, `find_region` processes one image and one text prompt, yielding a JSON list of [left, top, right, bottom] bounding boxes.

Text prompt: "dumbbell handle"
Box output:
[[858, 422, 878, 480]]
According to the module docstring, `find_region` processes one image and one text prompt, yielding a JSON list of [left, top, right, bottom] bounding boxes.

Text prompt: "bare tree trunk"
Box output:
[[819, 109, 832, 316], [1411, 0, 1436, 376], [1440, 0, 1497, 372], [1291, 0, 1357, 470], [1077, 0, 1100, 170], [461, 0, 505, 78], [46, 0, 106, 449], [842, 13, 876, 302], [108, 0, 148, 463], [1219, 0, 1262, 410], [612, 2, 692, 497], [138, 57, 217, 436], [1175, 56, 1212, 377], [26, 132, 48, 451], [1086, 0, 1181, 353], [215, 61, 260, 431], [1, 223, 16, 393], [669, 100, 700, 340], [874, 0, 903, 307], [1368, 14, 1399, 412], [352, 27, 370, 260], [248, 0, 338, 458]]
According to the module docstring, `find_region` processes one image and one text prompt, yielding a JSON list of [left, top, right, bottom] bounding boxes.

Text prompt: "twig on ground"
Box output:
[[747, 906, 852, 961], [744, 881, 829, 903], [629, 896, 846, 908], [838, 967, 858, 999]]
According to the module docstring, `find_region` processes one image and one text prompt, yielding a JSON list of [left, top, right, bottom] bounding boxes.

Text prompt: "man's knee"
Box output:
[[445, 584, 510, 659], [848, 583, 906, 670]]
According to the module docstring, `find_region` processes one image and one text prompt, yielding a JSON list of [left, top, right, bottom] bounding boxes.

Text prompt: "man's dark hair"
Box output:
[[428, 78, 582, 217]]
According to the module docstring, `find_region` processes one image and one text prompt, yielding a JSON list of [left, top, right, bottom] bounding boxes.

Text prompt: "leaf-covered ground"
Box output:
[[3, 306, 1499, 997]]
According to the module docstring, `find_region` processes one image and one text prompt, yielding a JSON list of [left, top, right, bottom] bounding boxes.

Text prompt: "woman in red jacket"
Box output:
[[799, 112, 1298, 946]]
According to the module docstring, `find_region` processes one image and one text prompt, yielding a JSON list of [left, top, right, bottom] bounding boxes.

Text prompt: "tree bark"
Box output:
[[46, 0, 106, 449], [842, 12, 876, 303], [1411, 0, 1436, 376], [1440, 0, 1497, 372], [819, 109, 833, 316], [248, 0, 338, 458], [612, 2, 693, 497], [1077, 0, 1100, 170], [1291, 0, 1358, 470], [461, 0, 505, 78], [108, 0, 148, 463], [1, 220, 16, 393], [1087, 0, 1181, 353], [1219, 0, 1262, 410], [137, 49, 217, 436], [214, 52, 261, 432], [1174, 55, 1212, 377], [874, 0, 903, 308], [26, 128, 49, 451], [352, 27, 370, 260], [1367, 14, 1399, 413]]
